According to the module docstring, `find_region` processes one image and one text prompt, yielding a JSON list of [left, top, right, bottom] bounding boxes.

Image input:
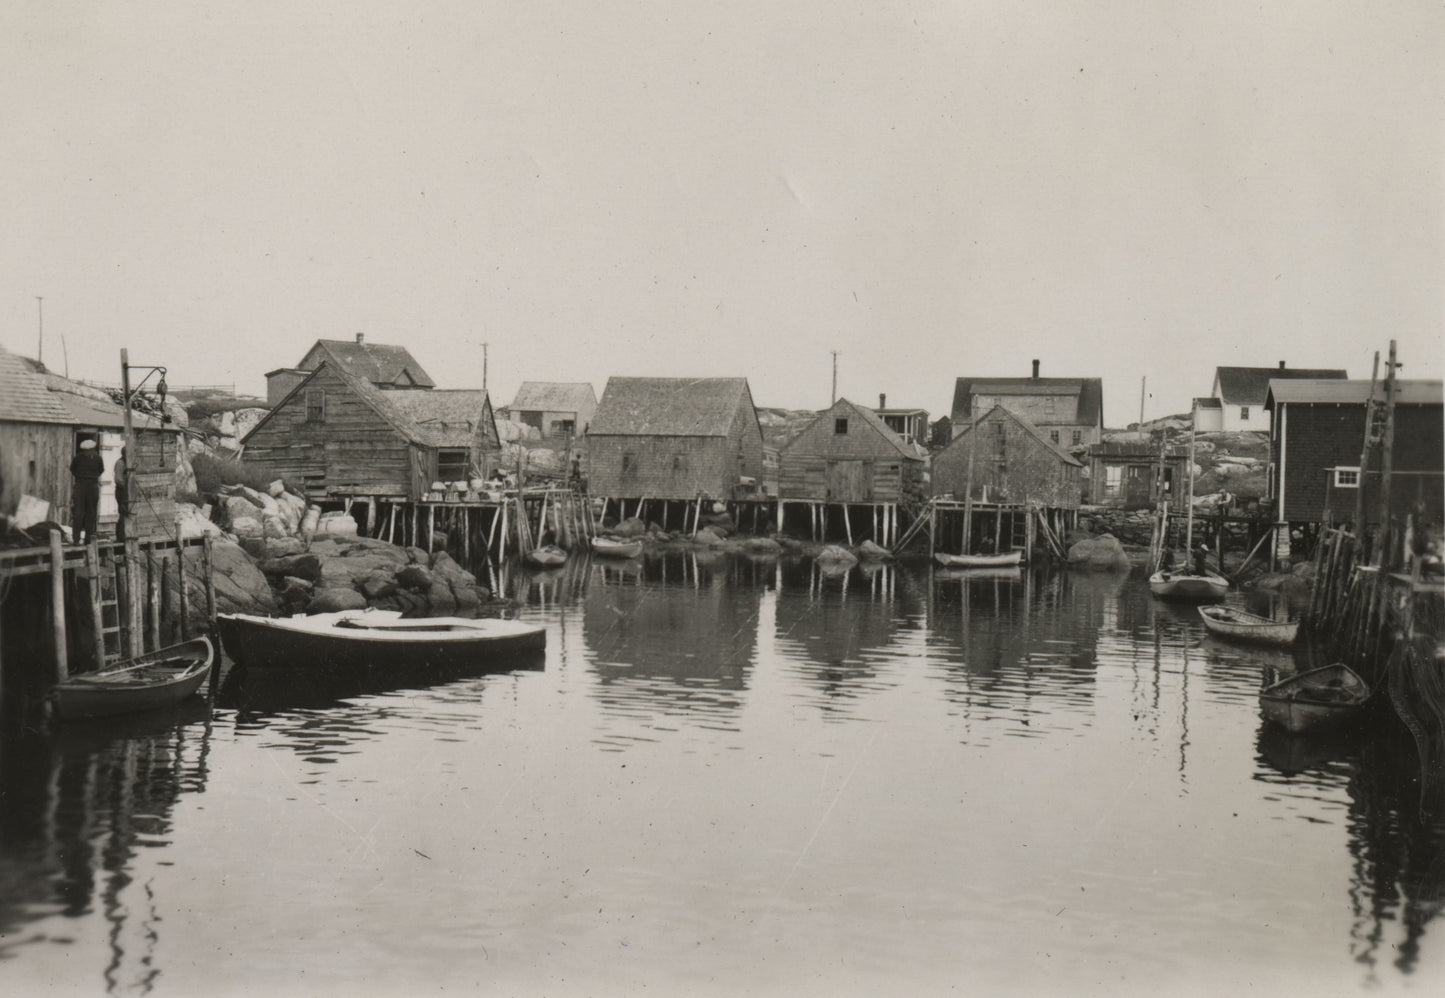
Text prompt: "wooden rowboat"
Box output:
[[525, 544, 568, 568], [55, 636, 214, 720], [1149, 570, 1229, 602], [1198, 605, 1298, 646], [592, 537, 643, 559], [1260, 663, 1370, 734], [933, 550, 1023, 569], [217, 609, 545, 670]]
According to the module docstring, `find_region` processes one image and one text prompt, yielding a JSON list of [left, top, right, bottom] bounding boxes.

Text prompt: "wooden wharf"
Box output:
[[893, 498, 1079, 562]]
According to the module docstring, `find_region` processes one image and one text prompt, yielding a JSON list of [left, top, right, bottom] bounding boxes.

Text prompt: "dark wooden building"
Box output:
[[950, 361, 1103, 452], [1, 346, 179, 539], [1085, 440, 1189, 510], [778, 398, 924, 504], [1265, 378, 1442, 527], [242, 363, 500, 501], [932, 404, 1083, 507], [265, 333, 436, 406], [586, 377, 765, 500]]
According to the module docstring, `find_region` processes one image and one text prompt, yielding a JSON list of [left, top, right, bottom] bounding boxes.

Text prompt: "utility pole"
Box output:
[[1376, 340, 1402, 568], [482, 342, 488, 392], [830, 350, 839, 404], [35, 296, 43, 364], [1139, 376, 1146, 436]]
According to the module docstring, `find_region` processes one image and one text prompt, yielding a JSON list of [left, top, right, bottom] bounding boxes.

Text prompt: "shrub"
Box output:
[[190, 451, 280, 497]]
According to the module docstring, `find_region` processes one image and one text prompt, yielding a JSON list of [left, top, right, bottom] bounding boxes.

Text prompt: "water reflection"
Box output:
[[0, 701, 213, 995]]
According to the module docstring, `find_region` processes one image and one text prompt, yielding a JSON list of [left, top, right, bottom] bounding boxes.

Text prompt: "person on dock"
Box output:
[[113, 447, 129, 541], [69, 438, 104, 543], [1192, 538, 1211, 576]]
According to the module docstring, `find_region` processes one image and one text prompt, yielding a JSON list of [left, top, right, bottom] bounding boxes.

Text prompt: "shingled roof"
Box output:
[[951, 376, 1103, 426], [589, 377, 755, 436], [304, 338, 436, 388], [1264, 379, 1441, 408], [952, 404, 1083, 467], [509, 381, 596, 412], [780, 398, 924, 461], [0, 346, 75, 424], [1215, 366, 1346, 405]]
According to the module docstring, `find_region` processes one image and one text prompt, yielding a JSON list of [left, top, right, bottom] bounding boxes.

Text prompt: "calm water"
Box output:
[[2, 553, 1441, 997]]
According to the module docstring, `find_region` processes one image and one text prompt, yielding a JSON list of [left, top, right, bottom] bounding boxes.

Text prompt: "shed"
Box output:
[[950, 360, 1103, 451], [586, 377, 765, 500], [505, 382, 598, 440], [932, 404, 1083, 507], [243, 362, 500, 500], [1207, 362, 1348, 432], [778, 398, 925, 503], [1085, 440, 1189, 510], [1264, 378, 1442, 527]]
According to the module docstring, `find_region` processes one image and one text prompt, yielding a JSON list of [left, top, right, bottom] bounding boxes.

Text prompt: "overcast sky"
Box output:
[[2, 1, 1439, 425]]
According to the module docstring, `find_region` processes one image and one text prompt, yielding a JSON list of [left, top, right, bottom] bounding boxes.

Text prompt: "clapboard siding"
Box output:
[[776, 399, 923, 503]]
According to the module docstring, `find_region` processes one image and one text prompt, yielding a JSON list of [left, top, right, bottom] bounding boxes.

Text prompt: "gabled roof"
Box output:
[[384, 390, 493, 448], [1265, 379, 1442, 408], [951, 404, 1084, 467], [509, 381, 596, 413], [0, 346, 75, 424], [1215, 366, 1347, 405], [304, 338, 436, 388], [589, 377, 753, 437], [780, 398, 923, 460], [951, 376, 1103, 425], [1087, 440, 1188, 459], [245, 362, 489, 448]]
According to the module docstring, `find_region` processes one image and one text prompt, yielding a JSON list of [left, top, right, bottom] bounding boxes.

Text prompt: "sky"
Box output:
[[1, 1, 1440, 426]]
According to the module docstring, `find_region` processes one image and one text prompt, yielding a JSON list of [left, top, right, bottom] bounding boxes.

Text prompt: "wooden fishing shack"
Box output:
[[586, 376, 766, 528], [776, 398, 924, 546]]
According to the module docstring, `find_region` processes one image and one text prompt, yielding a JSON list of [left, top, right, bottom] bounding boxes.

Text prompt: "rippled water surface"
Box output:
[[2, 554, 1441, 997]]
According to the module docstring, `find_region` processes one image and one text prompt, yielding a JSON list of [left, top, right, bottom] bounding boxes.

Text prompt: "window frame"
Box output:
[[304, 389, 326, 423], [1333, 466, 1361, 489]]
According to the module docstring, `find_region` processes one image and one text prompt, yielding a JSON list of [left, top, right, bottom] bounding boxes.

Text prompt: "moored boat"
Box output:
[[1198, 605, 1299, 646], [217, 609, 546, 670], [1259, 663, 1370, 733], [525, 544, 568, 568], [55, 636, 215, 720], [1149, 570, 1229, 602], [592, 536, 644, 559], [933, 549, 1023, 569]]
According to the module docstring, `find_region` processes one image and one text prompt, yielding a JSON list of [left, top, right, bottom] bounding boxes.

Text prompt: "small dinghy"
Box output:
[[933, 550, 1023, 569], [1259, 664, 1370, 733], [217, 609, 545, 670], [525, 544, 568, 568], [55, 636, 214, 720], [1149, 570, 1229, 602], [591, 536, 643, 559], [1198, 606, 1298, 646]]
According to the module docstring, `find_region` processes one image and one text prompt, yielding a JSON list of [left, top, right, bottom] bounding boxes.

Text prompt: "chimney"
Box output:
[[356, 332, 365, 344], [1278, 360, 1285, 370], [879, 393, 887, 409], [1031, 359, 1040, 379]]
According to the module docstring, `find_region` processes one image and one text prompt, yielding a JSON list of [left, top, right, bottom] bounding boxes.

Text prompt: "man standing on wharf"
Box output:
[[69, 438, 103, 543]]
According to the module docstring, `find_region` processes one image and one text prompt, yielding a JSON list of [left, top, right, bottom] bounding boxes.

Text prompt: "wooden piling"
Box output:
[[86, 540, 107, 666], [49, 529, 68, 683]]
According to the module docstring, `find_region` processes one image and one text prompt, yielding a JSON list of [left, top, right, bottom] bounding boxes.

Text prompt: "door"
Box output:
[[825, 460, 874, 502]]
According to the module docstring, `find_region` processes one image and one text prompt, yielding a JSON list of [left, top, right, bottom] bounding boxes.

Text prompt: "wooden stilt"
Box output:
[[146, 546, 160, 653], [177, 541, 191, 640], [844, 504, 853, 545], [87, 540, 107, 665], [202, 534, 218, 632], [49, 529, 69, 683]]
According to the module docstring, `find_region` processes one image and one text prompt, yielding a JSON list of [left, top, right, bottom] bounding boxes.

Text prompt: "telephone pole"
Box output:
[[35, 296, 43, 365], [830, 350, 839, 404]]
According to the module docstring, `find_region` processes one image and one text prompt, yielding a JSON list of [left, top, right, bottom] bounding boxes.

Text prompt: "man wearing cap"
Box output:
[[69, 438, 104, 543]]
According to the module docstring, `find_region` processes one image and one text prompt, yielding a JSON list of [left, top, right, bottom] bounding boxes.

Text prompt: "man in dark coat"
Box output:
[[69, 438, 104, 543]]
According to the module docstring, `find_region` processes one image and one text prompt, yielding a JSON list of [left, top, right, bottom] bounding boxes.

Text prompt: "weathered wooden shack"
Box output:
[[1085, 440, 1189, 510], [932, 404, 1083, 506], [1264, 378, 1442, 528], [586, 377, 765, 501], [778, 398, 924, 504], [265, 332, 436, 406], [1, 346, 179, 538], [505, 382, 598, 440], [242, 363, 500, 501], [950, 361, 1103, 451]]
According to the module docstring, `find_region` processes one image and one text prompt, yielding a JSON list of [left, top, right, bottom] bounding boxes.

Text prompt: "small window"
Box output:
[[1071, 430, 1081, 446], [672, 453, 688, 472], [835, 418, 849, 434], [621, 452, 635, 476], [437, 449, 469, 481], [1239, 406, 1250, 420], [1050, 430, 1060, 444], [1334, 467, 1360, 488], [305, 389, 325, 422]]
